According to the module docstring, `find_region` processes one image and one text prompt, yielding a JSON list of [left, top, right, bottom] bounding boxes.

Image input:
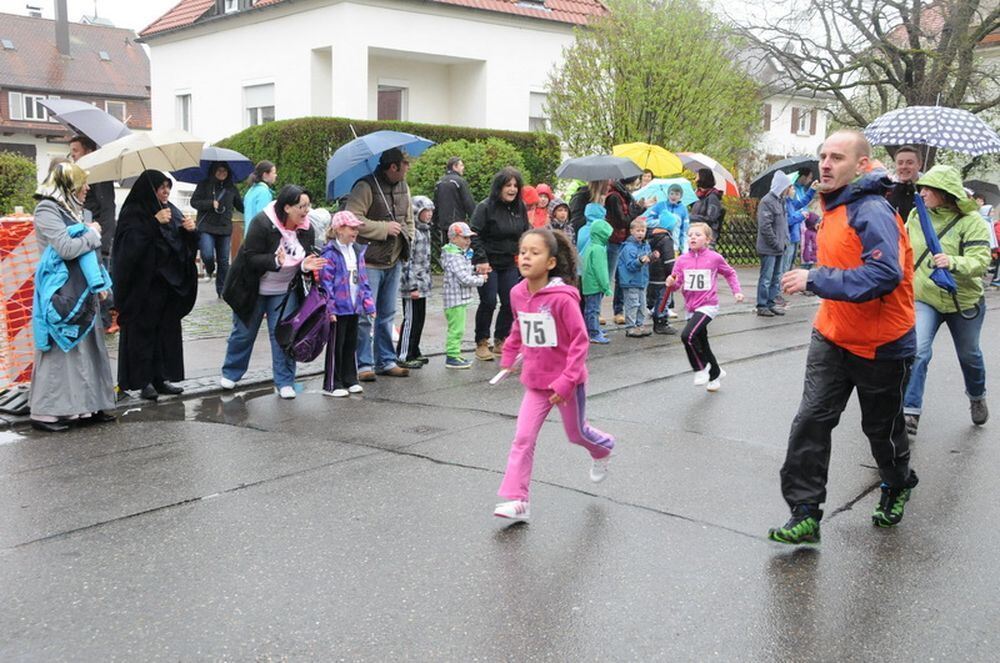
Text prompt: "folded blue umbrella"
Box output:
[[172, 146, 254, 184], [326, 130, 434, 199], [913, 194, 980, 320]]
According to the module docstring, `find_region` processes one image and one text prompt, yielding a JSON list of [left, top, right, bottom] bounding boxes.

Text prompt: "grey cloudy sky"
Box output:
[[0, 0, 178, 32]]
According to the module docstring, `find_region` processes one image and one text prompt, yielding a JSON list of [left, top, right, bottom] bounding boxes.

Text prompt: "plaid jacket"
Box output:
[[441, 242, 485, 309], [400, 222, 433, 296]]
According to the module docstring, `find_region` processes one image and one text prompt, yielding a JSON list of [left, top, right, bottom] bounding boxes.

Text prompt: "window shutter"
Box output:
[[810, 109, 818, 135], [763, 103, 771, 131], [790, 107, 799, 134], [8, 91, 23, 120]]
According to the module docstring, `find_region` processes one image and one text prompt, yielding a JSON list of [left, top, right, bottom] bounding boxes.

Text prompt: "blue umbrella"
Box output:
[[633, 177, 697, 206], [172, 146, 254, 184], [326, 130, 434, 199], [913, 194, 980, 320]]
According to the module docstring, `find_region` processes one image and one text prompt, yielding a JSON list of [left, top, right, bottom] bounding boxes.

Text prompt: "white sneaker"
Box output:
[[278, 386, 296, 399], [706, 369, 727, 392], [493, 500, 530, 521], [590, 455, 611, 483], [347, 384, 364, 394], [667, 308, 679, 318], [693, 363, 712, 386], [220, 377, 236, 390], [323, 388, 349, 398]]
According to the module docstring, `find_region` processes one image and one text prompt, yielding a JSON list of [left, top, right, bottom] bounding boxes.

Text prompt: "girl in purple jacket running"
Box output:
[[664, 223, 744, 392]]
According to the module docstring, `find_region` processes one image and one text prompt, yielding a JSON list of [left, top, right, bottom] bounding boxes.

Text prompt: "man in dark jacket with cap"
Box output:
[[346, 147, 415, 380], [432, 157, 476, 245]]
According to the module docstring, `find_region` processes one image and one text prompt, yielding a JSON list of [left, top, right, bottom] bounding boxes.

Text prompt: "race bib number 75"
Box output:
[[684, 269, 711, 292], [519, 311, 557, 347]]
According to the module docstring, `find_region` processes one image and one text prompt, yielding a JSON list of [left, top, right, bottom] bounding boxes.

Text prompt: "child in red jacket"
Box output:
[[493, 228, 616, 522]]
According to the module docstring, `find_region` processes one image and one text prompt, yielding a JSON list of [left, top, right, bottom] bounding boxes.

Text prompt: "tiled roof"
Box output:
[[0, 12, 150, 98], [140, 0, 607, 37]]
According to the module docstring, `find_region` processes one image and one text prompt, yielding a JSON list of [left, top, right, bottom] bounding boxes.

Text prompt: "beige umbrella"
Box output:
[[76, 129, 204, 183]]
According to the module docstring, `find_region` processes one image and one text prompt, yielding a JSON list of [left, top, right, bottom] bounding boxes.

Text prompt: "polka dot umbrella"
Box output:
[[863, 106, 1000, 156]]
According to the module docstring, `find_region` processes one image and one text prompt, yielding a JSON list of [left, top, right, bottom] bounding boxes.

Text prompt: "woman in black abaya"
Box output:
[[113, 170, 199, 400]]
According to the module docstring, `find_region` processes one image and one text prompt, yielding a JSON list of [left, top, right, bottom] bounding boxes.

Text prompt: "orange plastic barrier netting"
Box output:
[[0, 215, 38, 390]]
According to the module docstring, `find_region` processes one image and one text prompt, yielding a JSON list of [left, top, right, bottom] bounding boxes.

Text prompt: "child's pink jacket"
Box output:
[[666, 248, 742, 313], [501, 278, 589, 401]]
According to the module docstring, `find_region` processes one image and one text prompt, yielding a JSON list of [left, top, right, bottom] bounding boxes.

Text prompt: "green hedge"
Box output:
[[217, 117, 561, 204], [407, 138, 530, 202], [0, 151, 37, 215]]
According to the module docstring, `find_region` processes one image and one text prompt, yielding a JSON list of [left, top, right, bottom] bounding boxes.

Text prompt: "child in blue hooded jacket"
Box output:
[[617, 217, 653, 336]]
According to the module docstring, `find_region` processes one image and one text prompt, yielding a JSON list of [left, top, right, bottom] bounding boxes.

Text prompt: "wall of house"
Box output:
[[145, 0, 573, 142], [759, 95, 829, 157]]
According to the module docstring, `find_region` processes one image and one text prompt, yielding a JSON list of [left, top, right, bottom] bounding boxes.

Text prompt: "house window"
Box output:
[[791, 107, 816, 136], [105, 101, 126, 122], [224, 0, 239, 13], [22, 93, 49, 121], [176, 94, 192, 131], [797, 108, 810, 134], [377, 86, 406, 121], [762, 103, 771, 131], [244, 83, 275, 127], [528, 92, 549, 132]]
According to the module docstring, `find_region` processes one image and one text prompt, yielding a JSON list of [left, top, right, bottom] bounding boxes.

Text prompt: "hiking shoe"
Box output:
[[693, 363, 713, 386], [492, 339, 505, 358], [347, 384, 364, 394], [589, 333, 610, 344], [638, 326, 652, 337], [590, 455, 611, 483], [358, 370, 377, 382], [625, 329, 644, 338], [398, 359, 424, 369], [599, 316, 607, 325], [445, 356, 472, 369], [653, 320, 677, 335], [494, 500, 530, 521], [769, 307, 786, 316], [756, 307, 775, 317], [767, 505, 822, 544], [706, 369, 727, 392], [971, 399, 989, 426], [475, 340, 494, 361], [872, 474, 918, 528], [905, 414, 919, 436], [613, 314, 626, 325], [376, 366, 410, 377]]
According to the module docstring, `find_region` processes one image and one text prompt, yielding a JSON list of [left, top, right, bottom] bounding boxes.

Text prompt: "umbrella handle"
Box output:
[[953, 292, 981, 320]]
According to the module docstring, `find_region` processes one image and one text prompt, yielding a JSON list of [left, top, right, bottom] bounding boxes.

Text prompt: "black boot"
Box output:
[[139, 384, 159, 401], [154, 380, 184, 395], [653, 319, 677, 335]]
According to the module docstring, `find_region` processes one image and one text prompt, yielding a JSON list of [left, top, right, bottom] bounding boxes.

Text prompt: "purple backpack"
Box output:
[[274, 283, 330, 362]]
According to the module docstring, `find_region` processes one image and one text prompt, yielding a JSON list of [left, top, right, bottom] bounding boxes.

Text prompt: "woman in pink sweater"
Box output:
[[493, 228, 616, 522], [665, 222, 744, 392]]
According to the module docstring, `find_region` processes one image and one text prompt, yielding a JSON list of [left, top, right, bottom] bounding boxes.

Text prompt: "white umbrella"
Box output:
[[76, 129, 205, 183], [864, 106, 1000, 156], [676, 152, 740, 197]]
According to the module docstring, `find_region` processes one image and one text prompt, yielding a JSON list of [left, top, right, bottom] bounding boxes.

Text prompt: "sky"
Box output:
[[0, 0, 178, 32]]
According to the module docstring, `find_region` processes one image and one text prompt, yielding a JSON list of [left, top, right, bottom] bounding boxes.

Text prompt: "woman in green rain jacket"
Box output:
[[903, 165, 992, 436]]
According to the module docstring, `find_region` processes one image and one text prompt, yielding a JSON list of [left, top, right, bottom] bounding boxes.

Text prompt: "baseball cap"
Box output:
[[448, 222, 476, 238], [331, 211, 363, 228]]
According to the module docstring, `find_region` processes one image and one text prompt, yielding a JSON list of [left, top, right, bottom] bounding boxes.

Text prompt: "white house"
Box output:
[[139, 0, 607, 144]]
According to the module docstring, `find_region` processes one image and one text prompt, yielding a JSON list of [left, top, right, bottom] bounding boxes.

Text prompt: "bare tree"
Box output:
[[732, 0, 1000, 128]]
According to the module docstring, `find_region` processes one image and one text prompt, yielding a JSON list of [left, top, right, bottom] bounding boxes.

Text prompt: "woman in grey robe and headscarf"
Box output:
[[28, 162, 116, 432]]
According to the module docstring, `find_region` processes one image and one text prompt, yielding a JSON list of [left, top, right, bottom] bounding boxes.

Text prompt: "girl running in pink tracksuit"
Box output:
[[664, 222, 744, 392], [494, 228, 616, 522]]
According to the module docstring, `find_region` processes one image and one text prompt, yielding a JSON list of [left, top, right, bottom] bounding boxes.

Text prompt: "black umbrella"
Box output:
[[964, 179, 1000, 205], [556, 155, 642, 181], [749, 156, 818, 199]]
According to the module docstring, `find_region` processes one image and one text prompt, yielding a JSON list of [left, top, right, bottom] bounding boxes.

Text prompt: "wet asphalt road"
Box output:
[[2, 294, 999, 661]]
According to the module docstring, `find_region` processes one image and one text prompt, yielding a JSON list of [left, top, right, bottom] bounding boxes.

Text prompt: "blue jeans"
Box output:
[[904, 299, 987, 415], [757, 253, 782, 309], [583, 293, 603, 337], [780, 241, 799, 274], [623, 287, 645, 328], [607, 242, 623, 315], [646, 284, 667, 321], [357, 262, 402, 372], [199, 232, 231, 296], [222, 291, 298, 388]]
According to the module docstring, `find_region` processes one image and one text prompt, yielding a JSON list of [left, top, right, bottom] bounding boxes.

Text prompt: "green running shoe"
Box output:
[[768, 505, 822, 545], [872, 474, 918, 528]]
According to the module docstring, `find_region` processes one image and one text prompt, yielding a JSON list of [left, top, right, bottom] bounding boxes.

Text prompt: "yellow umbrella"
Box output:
[[612, 142, 683, 177]]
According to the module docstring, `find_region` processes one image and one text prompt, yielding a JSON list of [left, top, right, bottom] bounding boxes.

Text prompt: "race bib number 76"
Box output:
[[519, 311, 557, 347], [684, 269, 711, 292]]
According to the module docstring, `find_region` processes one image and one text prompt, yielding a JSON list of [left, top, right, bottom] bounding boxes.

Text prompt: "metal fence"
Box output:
[[716, 198, 761, 266]]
